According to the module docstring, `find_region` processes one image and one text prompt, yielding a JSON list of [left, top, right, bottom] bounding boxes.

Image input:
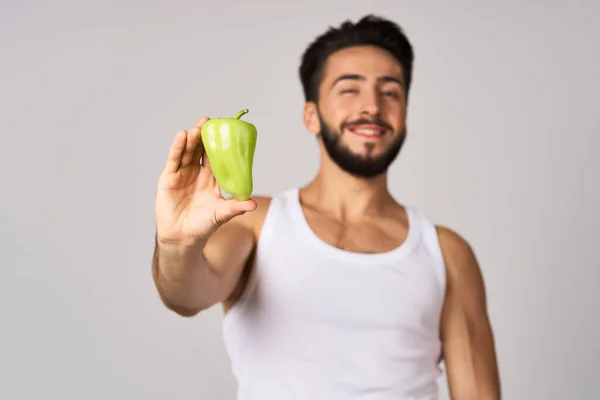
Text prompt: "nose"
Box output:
[[359, 87, 382, 118]]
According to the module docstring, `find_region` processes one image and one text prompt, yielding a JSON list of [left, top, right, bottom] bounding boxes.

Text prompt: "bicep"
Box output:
[[438, 226, 501, 399]]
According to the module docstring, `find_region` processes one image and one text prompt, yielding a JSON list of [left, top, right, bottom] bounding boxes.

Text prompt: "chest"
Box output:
[[303, 211, 409, 254], [252, 236, 445, 331]]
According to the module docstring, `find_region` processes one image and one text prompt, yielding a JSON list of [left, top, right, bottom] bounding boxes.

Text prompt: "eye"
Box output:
[[340, 88, 359, 95], [381, 90, 399, 98]]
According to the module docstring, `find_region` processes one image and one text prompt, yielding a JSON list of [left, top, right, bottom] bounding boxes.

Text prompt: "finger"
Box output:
[[191, 131, 204, 165], [198, 152, 215, 188], [194, 116, 210, 129], [181, 117, 210, 167], [180, 126, 201, 167], [164, 130, 187, 173], [190, 117, 210, 165], [213, 181, 222, 196], [201, 150, 211, 168]]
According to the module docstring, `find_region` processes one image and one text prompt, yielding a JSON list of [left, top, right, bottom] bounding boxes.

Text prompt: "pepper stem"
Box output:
[[233, 109, 249, 119]]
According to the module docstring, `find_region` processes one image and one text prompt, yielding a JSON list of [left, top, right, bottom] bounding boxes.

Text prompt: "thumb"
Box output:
[[229, 198, 258, 214], [214, 198, 258, 225]]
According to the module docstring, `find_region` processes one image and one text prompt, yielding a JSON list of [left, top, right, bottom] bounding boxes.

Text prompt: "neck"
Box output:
[[300, 156, 396, 221]]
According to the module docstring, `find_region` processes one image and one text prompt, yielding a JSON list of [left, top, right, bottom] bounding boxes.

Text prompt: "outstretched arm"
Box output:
[[438, 226, 501, 400]]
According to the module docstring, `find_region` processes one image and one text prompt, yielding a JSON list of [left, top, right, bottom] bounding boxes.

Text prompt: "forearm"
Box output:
[[471, 324, 501, 400], [444, 319, 501, 400], [152, 238, 221, 315], [152, 223, 255, 316]]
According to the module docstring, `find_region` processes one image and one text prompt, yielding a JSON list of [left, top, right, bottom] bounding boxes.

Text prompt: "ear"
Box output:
[[303, 101, 321, 136]]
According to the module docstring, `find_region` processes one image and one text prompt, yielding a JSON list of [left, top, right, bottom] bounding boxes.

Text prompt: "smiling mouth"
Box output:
[[347, 125, 386, 138]]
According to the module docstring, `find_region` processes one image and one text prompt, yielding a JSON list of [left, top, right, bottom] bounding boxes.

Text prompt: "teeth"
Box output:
[[353, 128, 381, 136]]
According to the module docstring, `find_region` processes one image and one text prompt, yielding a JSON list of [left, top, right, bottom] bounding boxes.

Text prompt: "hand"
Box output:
[[154, 117, 258, 247]]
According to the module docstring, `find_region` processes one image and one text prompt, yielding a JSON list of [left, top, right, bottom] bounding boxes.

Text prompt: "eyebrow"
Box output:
[[330, 74, 404, 88]]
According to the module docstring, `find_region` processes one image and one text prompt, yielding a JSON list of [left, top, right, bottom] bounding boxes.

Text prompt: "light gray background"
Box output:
[[1, 0, 598, 399]]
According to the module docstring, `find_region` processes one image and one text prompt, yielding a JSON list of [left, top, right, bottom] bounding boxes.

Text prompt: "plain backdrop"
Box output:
[[1, 0, 598, 399]]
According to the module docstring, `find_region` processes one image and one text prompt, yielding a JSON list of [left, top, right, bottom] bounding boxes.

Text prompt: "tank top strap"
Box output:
[[408, 208, 447, 289]]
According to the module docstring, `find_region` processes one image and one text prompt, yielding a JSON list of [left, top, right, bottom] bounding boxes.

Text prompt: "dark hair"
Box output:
[[299, 14, 414, 103]]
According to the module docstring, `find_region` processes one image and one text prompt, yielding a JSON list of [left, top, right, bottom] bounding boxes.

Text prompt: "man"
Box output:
[[152, 15, 501, 400]]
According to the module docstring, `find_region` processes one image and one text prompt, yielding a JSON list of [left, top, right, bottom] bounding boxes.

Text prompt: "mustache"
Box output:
[[341, 117, 393, 131]]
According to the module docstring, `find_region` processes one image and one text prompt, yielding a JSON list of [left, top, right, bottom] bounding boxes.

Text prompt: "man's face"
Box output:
[[311, 45, 408, 178]]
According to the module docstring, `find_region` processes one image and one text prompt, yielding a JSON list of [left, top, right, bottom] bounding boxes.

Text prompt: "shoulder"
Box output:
[[436, 226, 491, 336], [436, 226, 476, 264], [435, 225, 490, 316], [435, 225, 484, 286]]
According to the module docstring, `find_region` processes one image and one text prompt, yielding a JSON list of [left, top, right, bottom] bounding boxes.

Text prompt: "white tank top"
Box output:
[[222, 187, 447, 400]]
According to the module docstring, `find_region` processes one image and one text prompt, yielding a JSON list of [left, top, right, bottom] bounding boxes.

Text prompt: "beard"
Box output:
[[318, 112, 406, 179]]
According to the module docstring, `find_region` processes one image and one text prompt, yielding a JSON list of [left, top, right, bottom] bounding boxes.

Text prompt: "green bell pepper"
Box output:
[[200, 108, 258, 201]]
